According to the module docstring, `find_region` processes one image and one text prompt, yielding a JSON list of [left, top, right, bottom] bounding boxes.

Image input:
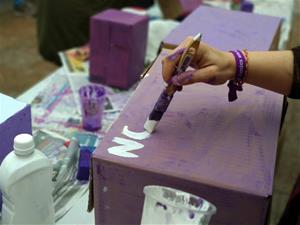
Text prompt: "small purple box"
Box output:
[[89, 9, 148, 89]]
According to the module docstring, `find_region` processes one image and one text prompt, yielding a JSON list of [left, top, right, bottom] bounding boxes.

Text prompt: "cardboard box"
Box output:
[[162, 5, 281, 51], [158, 0, 202, 19], [0, 93, 32, 209], [0, 93, 32, 163], [89, 9, 148, 89], [92, 47, 283, 224]]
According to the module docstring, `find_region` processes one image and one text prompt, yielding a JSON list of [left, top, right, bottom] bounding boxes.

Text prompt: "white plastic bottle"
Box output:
[[0, 133, 55, 224]]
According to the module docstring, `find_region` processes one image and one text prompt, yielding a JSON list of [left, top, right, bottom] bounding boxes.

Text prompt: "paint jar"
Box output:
[[141, 186, 216, 225], [79, 84, 106, 131]]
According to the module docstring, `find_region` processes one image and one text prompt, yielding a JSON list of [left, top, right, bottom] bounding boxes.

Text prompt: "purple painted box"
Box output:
[[162, 5, 281, 50], [0, 93, 32, 209], [89, 9, 148, 89], [158, 0, 202, 19], [92, 47, 283, 225]]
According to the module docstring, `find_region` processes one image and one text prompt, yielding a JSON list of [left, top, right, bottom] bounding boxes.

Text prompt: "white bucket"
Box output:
[[141, 186, 216, 225]]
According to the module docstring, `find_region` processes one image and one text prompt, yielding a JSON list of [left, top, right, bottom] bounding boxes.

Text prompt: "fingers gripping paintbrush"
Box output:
[[144, 33, 202, 133]]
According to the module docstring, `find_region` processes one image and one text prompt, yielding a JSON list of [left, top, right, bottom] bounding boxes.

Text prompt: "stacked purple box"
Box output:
[[89, 9, 148, 89], [92, 6, 283, 225]]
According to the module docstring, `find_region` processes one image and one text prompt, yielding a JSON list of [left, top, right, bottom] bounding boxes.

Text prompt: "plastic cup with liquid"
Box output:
[[79, 84, 106, 131], [141, 185, 217, 225]]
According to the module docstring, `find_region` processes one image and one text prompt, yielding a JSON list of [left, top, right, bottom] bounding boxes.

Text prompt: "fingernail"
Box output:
[[167, 48, 185, 61], [171, 71, 194, 86]]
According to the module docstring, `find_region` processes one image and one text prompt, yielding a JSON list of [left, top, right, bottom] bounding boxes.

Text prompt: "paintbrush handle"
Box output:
[[148, 90, 174, 121]]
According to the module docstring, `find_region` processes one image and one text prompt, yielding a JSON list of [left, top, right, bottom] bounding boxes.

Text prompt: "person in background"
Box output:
[[36, 0, 153, 65]]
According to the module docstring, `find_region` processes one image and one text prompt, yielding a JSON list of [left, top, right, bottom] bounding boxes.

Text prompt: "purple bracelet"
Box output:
[[227, 50, 247, 102]]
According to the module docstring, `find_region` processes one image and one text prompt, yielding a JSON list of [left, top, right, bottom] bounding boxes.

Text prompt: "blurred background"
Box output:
[[1, 0, 300, 224]]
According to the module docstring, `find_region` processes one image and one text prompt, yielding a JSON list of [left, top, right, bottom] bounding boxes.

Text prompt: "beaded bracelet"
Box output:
[[227, 50, 248, 102]]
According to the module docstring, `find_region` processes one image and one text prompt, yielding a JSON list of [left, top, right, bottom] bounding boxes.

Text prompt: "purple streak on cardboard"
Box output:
[[163, 6, 281, 51], [89, 9, 148, 89], [93, 7, 282, 225]]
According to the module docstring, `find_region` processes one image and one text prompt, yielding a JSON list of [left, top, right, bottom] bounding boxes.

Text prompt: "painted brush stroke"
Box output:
[[122, 125, 150, 140], [107, 137, 144, 158]]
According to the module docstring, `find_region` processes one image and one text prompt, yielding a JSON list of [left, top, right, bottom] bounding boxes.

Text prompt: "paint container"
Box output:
[[79, 84, 106, 131], [141, 186, 216, 225], [241, 1, 254, 13]]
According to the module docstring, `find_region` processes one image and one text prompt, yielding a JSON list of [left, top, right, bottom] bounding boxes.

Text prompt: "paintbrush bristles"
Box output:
[[144, 119, 158, 134]]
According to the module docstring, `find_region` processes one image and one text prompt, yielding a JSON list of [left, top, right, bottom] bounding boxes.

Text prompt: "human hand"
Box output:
[[162, 37, 236, 86]]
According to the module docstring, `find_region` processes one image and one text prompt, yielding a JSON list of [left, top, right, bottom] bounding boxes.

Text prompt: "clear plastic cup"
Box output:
[[79, 84, 106, 131], [141, 186, 217, 225]]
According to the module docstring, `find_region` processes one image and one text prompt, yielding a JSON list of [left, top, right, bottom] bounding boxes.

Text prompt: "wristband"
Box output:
[[227, 50, 248, 101]]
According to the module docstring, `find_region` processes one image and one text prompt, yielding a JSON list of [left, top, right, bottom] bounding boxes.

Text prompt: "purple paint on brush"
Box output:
[[167, 48, 185, 61], [149, 91, 174, 121], [171, 71, 194, 86]]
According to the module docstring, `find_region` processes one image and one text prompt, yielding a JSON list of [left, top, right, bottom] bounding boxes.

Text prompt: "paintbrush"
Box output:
[[144, 33, 202, 133]]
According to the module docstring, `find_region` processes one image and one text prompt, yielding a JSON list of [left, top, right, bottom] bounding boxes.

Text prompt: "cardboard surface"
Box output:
[[89, 9, 148, 89], [162, 5, 282, 51], [93, 49, 283, 224]]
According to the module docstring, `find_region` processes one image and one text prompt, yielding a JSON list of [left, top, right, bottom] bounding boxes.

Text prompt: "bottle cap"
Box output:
[[14, 133, 35, 156]]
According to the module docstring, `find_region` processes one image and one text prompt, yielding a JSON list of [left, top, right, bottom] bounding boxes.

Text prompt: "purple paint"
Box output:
[[167, 48, 185, 61], [189, 211, 195, 219], [171, 70, 194, 86], [156, 202, 167, 210], [148, 91, 174, 121], [189, 197, 203, 208]]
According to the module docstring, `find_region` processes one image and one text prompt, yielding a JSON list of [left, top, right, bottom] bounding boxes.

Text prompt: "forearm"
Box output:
[[240, 51, 294, 95]]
